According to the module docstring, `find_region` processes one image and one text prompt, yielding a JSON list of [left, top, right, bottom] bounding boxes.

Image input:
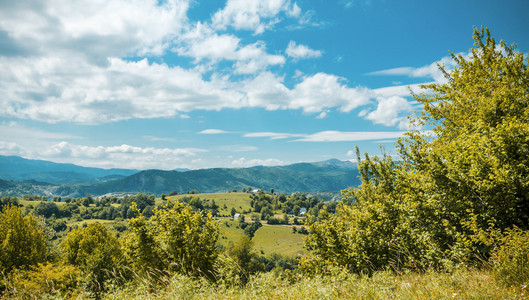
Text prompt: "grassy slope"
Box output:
[[253, 225, 306, 256], [103, 268, 526, 299], [169, 192, 306, 256], [18, 192, 305, 257]]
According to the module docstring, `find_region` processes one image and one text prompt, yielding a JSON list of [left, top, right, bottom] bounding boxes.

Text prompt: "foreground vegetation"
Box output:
[[1, 28, 528, 298]]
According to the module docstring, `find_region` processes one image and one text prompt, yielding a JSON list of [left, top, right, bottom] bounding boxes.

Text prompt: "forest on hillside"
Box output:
[[1, 28, 528, 299]]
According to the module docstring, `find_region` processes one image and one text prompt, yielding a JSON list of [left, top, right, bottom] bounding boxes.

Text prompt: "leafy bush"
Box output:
[[122, 201, 219, 279], [490, 228, 529, 287], [3, 263, 82, 298], [302, 28, 529, 275], [0, 205, 48, 273], [61, 222, 123, 292]]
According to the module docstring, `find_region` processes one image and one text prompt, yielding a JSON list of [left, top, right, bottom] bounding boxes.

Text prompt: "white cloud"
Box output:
[[143, 136, 178, 142], [367, 55, 458, 83], [0, 139, 209, 170], [174, 24, 285, 73], [286, 41, 322, 59], [341, 0, 372, 9], [0, 122, 79, 141], [289, 73, 373, 113], [293, 131, 406, 142], [0, 0, 189, 60], [316, 111, 328, 119], [373, 83, 424, 98], [0, 0, 434, 130], [243, 130, 406, 142], [198, 129, 233, 134], [0, 141, 27, 156], [231, 157, 284, 167], [211, 0, 301, 34], [363, 96, 414, 129], [244, 132, 304, 139], [218, 145, 258, 152], [0, 53, 376, 123], [42, 142, 208, 169]]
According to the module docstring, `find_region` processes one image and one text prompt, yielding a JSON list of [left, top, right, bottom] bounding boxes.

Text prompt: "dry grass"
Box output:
[[101, 268, 527, 300]]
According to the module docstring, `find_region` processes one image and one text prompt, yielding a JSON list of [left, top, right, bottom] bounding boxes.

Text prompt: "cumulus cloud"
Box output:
[[0, 141, 26, 156], [0, 56, 247, 123], [42, 142, 208, 169], [211, 0, 301, 34], [0, 139, 209, 169], [290, 73, 373, 113], [0, 54, 379, 123], [0, 0, 429, 130], [286, 41, 322, 59], [363, 96, 414, 129], [231, 157, 284, 167], [0, 0, 189, 60], [174, 24, 285, 73]]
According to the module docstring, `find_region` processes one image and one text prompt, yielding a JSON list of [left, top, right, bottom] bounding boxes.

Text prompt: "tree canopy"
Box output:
[[0, 205, 48, 273], [302, 27, 529, 274], [122, 200, 219, 278]]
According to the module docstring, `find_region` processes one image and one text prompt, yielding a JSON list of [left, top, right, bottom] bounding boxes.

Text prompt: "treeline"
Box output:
[[0, 197, 299, 298], [14, 193, 157, 221]]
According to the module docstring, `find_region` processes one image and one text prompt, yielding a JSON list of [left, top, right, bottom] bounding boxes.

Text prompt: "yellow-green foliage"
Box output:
[[490, 228, 529, 287], [252, 225, 305, 257], [303, 27, 529, 275], [61, 222, 123, 286], [122, 201, 219, 278], [406, 27, 529, 233], [0, 205, 48, 273], [101, 268, 526, 299], [3, 263, 82, 298]]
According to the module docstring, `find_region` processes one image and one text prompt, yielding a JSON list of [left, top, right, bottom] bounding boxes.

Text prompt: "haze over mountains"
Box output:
[[0, 155, 360, 198]]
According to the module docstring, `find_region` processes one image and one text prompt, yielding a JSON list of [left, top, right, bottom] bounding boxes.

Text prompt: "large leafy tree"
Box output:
[[122, 200, 219, 278], [61, 222, 123, 287], [404, 27, 529, 231], [0, 205, 48, 273], [303, 27, 529, 274]]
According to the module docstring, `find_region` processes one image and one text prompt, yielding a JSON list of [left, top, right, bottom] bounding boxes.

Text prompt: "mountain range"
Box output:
[[0, 155, 360, 198]]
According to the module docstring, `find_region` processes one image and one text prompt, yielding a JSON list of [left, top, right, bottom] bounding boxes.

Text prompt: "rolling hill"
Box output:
[[0, 155, 138, 184], [0, 156, 360, 197]]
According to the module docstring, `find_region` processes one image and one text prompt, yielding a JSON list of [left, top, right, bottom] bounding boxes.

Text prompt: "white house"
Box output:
[[300, 207, 307, 217]]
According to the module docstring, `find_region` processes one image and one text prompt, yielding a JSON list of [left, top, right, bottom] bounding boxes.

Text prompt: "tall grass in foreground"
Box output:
[[102, 268, 527, 300]]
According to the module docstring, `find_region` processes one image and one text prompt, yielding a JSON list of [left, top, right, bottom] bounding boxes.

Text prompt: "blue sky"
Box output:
[[0, 0, 528, 170]]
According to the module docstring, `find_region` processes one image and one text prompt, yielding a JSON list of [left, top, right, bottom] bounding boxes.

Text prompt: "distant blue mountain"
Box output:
[[0, 156, 360, 197], [0, 155, 138, 184]]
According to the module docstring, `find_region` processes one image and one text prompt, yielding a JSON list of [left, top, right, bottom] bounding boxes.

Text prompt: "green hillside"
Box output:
[[168, 192, 309, 256], [0, 158, 360, 197]]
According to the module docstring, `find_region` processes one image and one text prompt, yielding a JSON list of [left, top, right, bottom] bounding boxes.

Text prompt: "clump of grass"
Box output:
[[100, 268, 526, 300], [489, 227, 529, 288]]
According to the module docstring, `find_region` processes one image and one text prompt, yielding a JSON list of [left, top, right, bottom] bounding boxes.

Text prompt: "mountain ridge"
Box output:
[[0, 156, 360, 197]]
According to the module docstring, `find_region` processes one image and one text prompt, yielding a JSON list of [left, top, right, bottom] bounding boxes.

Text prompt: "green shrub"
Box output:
[[490, 228, 529, 287], [3, 263, 82, 298], [122, 201, 219, 279], [61, 222, 123, 294], [0, 205, 48, 273]]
